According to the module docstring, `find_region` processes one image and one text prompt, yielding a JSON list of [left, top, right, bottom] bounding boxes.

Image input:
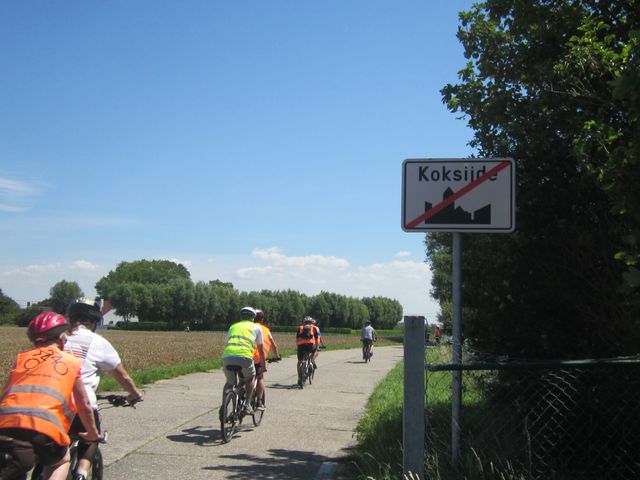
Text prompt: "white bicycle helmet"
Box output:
[[240, 306, 257, 320]]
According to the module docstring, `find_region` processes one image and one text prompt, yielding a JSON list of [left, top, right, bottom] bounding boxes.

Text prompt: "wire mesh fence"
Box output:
[[425, 357, 640, 480]]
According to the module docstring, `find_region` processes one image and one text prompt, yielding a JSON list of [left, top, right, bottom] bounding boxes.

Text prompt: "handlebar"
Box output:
[[267, 357, 282, 363], [96, 393, 143, 408]]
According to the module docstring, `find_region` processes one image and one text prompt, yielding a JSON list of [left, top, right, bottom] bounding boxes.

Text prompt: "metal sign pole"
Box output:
[[451, 232, 462, 466]]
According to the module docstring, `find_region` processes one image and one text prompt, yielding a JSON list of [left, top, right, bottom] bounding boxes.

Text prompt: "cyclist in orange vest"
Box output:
[[0, 312, 101, 480], [252, 310, 280, 411], [296, 316, 319, 387]]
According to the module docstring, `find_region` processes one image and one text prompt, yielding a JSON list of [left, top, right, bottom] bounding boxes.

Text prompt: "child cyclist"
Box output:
[[0, 312, 101, 480]]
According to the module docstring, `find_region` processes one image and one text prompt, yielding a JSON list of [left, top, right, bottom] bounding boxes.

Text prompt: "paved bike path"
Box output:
[[100, 346, 403, 479]]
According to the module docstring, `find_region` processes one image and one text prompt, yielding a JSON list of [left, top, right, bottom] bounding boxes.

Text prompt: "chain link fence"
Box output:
[[425, 357, 640, 479]]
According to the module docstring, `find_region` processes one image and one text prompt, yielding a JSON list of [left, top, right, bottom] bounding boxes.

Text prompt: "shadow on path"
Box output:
[[203, 448, 337, 479]]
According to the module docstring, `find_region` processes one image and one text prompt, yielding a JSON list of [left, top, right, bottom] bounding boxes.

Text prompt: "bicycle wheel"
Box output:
[[89, 448, 103, 480], [306, 355, 313, 385], [221, 390, 238, 443], [297, 363, 305, 388], [30, 463, 44, 480], [251, 391, 265, 427]]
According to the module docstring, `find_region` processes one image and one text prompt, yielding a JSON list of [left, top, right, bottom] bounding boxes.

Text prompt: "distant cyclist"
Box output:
[[0, 312, 101, 480], [434, 325, 442, 346], [252, 309, 280, 411], [361, 320, 377, 360], [222, 307, 266, 416], [64, 298, 143, 480], [296, 316, 319, 387]]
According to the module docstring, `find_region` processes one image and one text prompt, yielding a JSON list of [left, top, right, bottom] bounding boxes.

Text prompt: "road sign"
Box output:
[[402, 158, 516, 233]]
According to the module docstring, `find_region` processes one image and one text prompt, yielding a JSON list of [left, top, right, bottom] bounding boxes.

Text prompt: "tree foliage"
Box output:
[[0, 289, 20, 325], [49, 280, 84, 315], [430, 0, 640, 358], [92, 260, 402, 329]]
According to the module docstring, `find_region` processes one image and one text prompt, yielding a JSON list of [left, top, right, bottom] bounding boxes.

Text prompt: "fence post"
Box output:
[[404, 316, 425, 479], [451, 232, 463, 466]]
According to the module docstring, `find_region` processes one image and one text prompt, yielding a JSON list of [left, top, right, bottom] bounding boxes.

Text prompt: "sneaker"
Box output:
[[256, 400, 265, 411], [243, 404, 254, 416], [297, 379, 303, 388], [74, 474, 87, 480]]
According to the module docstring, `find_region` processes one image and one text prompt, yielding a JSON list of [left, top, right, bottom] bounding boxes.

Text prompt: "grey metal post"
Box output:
[[451, 232, 462, 466], [403, 316, 425, 479]]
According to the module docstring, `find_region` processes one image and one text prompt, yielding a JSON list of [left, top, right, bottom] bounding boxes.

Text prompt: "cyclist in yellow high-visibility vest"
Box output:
[[222, 307, 266, 416]]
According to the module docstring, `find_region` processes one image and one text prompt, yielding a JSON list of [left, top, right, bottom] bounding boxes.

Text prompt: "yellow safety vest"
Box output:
[[223, 321, 256, 358]]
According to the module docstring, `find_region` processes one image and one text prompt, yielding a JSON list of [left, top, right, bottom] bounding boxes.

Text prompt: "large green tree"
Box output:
[[430, 0, 640, 358], [49, 280, 84, 315], [96, 260, 192, 323]]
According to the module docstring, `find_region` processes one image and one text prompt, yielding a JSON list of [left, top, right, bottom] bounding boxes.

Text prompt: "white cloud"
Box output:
[[167, 257, 192, 268], [0, 177, 37, 194], [0, 203, 27, 213], [395, 250, 411, 258], [3, 263, 63, 277], [71, 260, 100, 270], [251, 247, 349, 268], [0, 176, 40, 213]]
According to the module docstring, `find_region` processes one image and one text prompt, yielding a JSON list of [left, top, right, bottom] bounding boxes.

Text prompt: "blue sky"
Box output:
[[0, 1, 475, 319]]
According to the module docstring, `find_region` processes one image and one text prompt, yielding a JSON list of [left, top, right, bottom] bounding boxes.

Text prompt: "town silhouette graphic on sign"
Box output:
[[424, 187, 491, 224]]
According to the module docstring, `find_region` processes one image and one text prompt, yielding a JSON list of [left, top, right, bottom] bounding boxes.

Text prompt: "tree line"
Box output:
[[429, 0, 640, 359], [0, 259, 402, 330]]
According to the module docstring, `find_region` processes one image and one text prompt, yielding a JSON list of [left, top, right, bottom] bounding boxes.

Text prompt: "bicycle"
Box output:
[[297, 351, 315, 388], [220, 358, 279, 442], [220, 366, 255, 443], [363, 342, 373, 363], [29, 394, 140, 480]]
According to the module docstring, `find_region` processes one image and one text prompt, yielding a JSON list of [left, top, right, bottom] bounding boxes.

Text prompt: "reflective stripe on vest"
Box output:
[[223, 321, 255, 358], [3, 385, 75, 424], [0, 406, 65, 431]]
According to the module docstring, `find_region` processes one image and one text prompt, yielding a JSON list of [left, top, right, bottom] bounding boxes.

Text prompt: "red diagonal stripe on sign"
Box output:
[[406, 161, 511, 229]]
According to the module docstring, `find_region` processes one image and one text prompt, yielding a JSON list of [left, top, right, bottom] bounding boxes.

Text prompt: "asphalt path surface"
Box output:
[[99, 345, 403, 479]]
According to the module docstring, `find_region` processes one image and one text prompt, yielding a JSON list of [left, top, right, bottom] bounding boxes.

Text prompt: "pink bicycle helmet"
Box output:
[[27, 312, 69, 343]]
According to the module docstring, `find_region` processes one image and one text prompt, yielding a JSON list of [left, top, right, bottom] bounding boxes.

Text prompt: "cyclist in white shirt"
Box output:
[[64, 298, 143, 480], [361, 320, 377, 359]]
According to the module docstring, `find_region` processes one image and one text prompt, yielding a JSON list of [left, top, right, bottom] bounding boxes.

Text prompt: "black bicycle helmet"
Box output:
[[67, 297, 102, 323]]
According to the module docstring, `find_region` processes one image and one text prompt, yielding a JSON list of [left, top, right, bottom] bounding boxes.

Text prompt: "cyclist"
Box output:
[[434, 324, 442, 346], [252, 309, 280, 411], [222, 307, 266, 416], [361, 320, 377, 360], [0, 312, 101, 480], [296, 316, 319, 387], [64, 298, 143, 480]]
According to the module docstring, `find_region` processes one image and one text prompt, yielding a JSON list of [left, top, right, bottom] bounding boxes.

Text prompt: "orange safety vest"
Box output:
[[0, 346, 82, 446], [296, 324, 317, 346], [252, 323, 272, 364]]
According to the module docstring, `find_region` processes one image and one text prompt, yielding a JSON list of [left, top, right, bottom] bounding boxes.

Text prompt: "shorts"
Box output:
[[362, 339, 373, 347], [222, 356, 255, 385], [297, 344, 315, 361], [0, 428, 68, 478], [69, 409, 101, 461]]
